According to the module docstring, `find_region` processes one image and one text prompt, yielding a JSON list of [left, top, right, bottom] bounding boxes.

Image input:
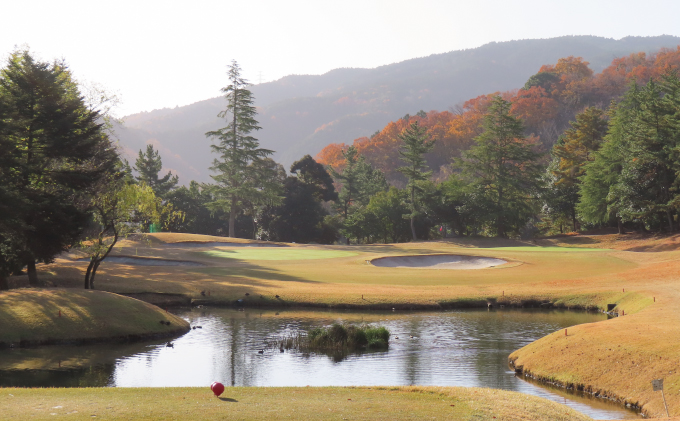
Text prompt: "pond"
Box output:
[[0, 307, 639, 420]]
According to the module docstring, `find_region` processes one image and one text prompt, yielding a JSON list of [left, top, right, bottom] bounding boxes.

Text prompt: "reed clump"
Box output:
[[307, 323, 390, 351], [271, 323, 390, 355]]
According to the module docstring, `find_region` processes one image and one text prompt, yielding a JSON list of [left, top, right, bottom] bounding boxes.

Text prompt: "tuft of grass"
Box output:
[[307, 323, 390, 351]]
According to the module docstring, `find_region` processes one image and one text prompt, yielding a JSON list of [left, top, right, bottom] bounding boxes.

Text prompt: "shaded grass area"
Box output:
[[0, 386, 593, 421], [0, 289, 188, 346], [202, 248, 358, 260]]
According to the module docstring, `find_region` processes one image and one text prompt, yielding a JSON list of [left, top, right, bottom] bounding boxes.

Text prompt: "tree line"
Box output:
[[3, 49, 680, 291]]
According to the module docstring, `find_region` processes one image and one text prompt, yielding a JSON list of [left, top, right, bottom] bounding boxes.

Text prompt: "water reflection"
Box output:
[[0, 307, 639, 419]]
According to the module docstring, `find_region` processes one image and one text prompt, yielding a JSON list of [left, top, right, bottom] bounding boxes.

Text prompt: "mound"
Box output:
[[371, 254, 506, 269], [0, 289, 189, 347]]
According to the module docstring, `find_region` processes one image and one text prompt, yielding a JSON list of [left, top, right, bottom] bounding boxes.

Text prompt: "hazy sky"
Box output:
[[2, 0, 680, 117]]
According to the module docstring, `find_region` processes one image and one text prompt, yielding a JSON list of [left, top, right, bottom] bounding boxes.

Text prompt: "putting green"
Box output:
[[202, 248, 358, 261]]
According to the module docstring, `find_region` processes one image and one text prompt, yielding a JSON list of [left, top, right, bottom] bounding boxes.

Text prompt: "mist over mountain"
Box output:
[[114, 35, 680, 184]]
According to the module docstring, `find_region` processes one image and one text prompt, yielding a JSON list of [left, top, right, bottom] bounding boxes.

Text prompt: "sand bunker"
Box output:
[[78, 256, 205, 266], [163, 241, 286, 248], [371, 254, 506, 269]]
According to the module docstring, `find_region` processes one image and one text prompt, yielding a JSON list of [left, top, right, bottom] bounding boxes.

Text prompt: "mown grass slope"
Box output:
[[0, 289, 188, 346]]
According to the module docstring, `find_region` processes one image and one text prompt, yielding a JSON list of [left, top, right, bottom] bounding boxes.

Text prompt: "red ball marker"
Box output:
[[211, 382, 225, 397]]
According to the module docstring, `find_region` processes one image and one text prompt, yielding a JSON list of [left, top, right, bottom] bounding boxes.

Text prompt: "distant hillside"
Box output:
[[114, 35, 680, 184]]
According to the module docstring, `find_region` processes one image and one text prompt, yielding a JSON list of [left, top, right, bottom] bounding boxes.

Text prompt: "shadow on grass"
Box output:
[[218, 397, 238, 402]]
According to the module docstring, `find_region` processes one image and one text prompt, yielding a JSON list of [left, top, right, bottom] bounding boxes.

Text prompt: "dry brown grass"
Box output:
[[11, 232, 680, 418], [0, 289, 188, 346], [0, 386, 593, 421]]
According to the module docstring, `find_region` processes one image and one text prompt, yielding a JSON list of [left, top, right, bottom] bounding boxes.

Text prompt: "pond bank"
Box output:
[[0, 289, 189, 348]]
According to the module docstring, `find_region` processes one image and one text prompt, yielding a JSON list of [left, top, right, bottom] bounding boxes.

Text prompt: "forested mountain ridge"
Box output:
[[114, 35, 680, 184]]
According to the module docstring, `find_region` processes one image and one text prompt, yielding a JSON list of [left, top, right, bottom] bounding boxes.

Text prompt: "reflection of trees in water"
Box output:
[[0, 364, 115, 387], [471, 311, 518, 390], [403, 317, 421, 386]]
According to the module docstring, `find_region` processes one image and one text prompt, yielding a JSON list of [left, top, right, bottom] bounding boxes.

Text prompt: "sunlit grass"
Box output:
[[202, 248, 358, 261], [0, 289, 188, 345], [0, 386, 593, 421]]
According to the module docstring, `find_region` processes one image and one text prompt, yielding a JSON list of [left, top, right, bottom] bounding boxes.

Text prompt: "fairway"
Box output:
[[202, 248, 358, 261]]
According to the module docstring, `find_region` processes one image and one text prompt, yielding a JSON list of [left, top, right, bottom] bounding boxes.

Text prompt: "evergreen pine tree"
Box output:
[[545, 107, 607, 231], [397, 121, 435, 240], [0, 49, 118, 285], [133, 144, 178, 197], [459, 96, 542, 238], [205, 60, 278, 237], [579, 74, 680, 232], [329, 145, 362, 218]]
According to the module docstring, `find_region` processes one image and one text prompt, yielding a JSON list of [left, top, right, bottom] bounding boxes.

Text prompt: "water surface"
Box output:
[[0, 307, 639, 419]]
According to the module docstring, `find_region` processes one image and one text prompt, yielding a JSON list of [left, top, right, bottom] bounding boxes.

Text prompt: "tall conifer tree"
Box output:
[[459, 96, 542, 238], [205, 60, 277, 237], [397, 121, 435, 240]]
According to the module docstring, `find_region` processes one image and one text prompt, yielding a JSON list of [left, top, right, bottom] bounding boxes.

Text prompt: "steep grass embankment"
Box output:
[[0, 386, 593, 421], [0, 289, 189, 347]]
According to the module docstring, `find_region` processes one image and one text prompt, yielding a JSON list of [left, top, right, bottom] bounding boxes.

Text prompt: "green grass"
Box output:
[[201, 248, 358, 261], [0, 386, 594, 421], [307, 323, 390, 351]]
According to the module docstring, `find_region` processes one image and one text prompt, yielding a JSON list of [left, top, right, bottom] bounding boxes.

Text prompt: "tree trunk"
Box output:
[[410, 186, 417, 241], [27, 260, 39, 287], [617, 217, 625, 234], [229, 197, 236, 238], [89, 261, 101, 290], [84, 260, 94, 289], [0, 275, 9, 291], [667, 210, 673, 233], [572, 206, 577, 232]]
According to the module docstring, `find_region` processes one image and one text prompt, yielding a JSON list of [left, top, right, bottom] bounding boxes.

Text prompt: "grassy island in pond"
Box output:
[[307, 323, 390, 351]]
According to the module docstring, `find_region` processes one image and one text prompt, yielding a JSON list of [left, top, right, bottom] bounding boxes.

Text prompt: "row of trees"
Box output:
[[318, 48, 680, 185], [4, 48, 680, 292], [325, 70, 680, 243], [157, 61, 680, 245]]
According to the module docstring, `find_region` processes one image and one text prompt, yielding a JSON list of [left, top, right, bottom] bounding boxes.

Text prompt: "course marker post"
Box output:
[[652, 379, 670, 417]]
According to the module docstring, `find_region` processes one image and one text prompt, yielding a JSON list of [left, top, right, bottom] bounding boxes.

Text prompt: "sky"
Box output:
[[2, 0, 680, 117]]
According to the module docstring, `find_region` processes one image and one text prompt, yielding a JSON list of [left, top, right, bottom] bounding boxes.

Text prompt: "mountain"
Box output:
[[114, 35, 680, 184]]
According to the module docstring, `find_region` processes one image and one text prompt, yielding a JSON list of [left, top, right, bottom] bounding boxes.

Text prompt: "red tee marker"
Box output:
[[211, 382, 225, 397]]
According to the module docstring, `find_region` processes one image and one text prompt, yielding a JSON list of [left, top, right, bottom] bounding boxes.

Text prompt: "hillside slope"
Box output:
[[115, 35, 680, 184]]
